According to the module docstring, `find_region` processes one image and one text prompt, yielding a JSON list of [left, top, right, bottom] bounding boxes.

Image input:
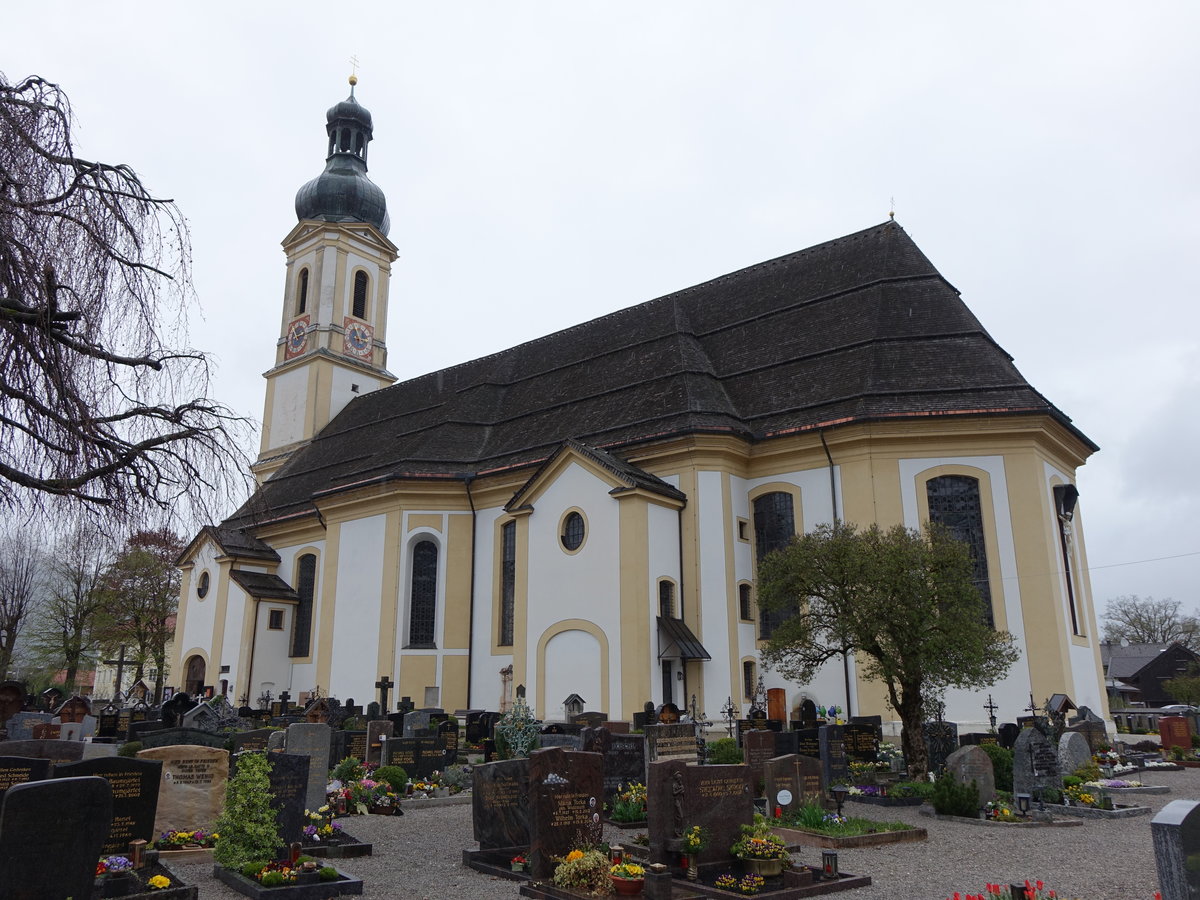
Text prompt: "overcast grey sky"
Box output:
[[7, 3, 1198, 620]]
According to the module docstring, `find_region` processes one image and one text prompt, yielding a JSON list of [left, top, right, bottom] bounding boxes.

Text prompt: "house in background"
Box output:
[[1103, 641, 1200, 709]]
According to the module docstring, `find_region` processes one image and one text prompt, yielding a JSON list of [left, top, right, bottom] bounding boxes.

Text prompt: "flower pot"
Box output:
[[611, 875, 645, 896], [369, 804, 396, 815], [511, 863, 526, 872], [739, 857, 785, 877]]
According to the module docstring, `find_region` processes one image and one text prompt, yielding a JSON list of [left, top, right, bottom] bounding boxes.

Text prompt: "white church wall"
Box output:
[[252, 603, 294, 703], [219, 583, 249, 694], [526, 461, 622, 717], [899, 455, 1032, 727], [329, 514, 387, 699], [268, 366, 310, 449], [543, 629, 603, 721], [180, 540, 221, 665], [695, 470, 733, 711], [647, 500, 682, 707], [468, 505, 512, 711], [270, 540, 326, 698]]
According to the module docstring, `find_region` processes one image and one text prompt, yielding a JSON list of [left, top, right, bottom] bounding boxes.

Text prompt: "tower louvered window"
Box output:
[[297, 268, 309, 314], [352, 271, 368, 319], [753, 491, 795, 638], [500, 521, 516, 646], [291, 553, 317, 657], [926, 475, 994, 627], [409, 540, 438, 646]]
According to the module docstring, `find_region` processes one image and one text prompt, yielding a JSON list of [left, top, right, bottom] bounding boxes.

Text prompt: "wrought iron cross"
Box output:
[[720, 696, 739, 738], [278, 690, 291, 715], [375, 675, 394, 711], [984, 694, 999, 731], [103, 646, 130, 698]]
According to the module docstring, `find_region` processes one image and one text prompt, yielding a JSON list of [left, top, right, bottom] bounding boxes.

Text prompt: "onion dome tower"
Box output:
[[255, 75, 399, 482]]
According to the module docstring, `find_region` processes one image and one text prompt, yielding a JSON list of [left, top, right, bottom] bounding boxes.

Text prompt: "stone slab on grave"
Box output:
[[1160, 716, 1192, 752], [584, 727, 645, 806], [0, 756, 51, 803], [1058, 731, 1092, 778], [234, 750, 310, 845], [54, 754, 163, 855], [764, 753, 824, 816], [232, 728, 277, 754], [366, 720, 394, 765], [819, 724, 849, 785], [526, 747, 604, 880], [472, 757, 532, 850], [0, 776, 113, 900], [1012, 726, 1061, 799], [743, 729, 777, 789], [0, 738, 85, 764], [1152, 799, 1200, 900], [647, 758, 754, 871], [4, 711, 52, 741], [287, 722, 333, 812], [944, 744, 996, 805], [645, 722, 696, 765], [137, 744, 229, 835], [140, 727, 228, 750]]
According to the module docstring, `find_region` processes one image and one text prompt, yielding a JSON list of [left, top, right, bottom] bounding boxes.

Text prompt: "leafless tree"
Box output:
[[1102, 595, 1200, 651], [0, 72, 249, 522], [0, 528, 44, 680]]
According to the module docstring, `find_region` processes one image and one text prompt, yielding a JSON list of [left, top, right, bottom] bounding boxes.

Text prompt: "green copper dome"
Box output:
[[295, 80, 390, 235]]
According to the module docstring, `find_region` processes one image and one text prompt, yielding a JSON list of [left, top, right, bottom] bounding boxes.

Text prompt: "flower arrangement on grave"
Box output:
[[303, 807, 344, 841], [730, 821, 790, 861], [146, 874, 172, 890], [609, 781, 648, 822], [552, 848, 612, 895], [943, 880, 1164, 900], [213, 752, 282, 869], [240, 858, 340, 886], [876, 743, 904, 768], [154, 829, 219, 850], [984, 800, 1019, 822], [348, 777, 400, 814], [681, 824, 709, 854], [1062, 783, 1113, 810], [716, 872, 766, 895], [510, 853, 527, 871], [96, 855, 134, 880], [610, 861, 645, 880], [410, 777, 440, 795], [1084, 778, 1141, 789], [441, 763, 472, 794]]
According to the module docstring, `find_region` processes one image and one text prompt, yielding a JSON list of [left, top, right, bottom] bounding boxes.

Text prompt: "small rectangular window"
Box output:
[[659, 581, 675, 618], [739, 584, 753, 621], [737, 518, 749, 541], [268, 609, 285, 630]]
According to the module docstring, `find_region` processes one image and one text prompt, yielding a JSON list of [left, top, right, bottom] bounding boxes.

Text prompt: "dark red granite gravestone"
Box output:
[[527, 747, 604, 879], [1160, 716, 1192, 751], [646, 759, 754, 870], [743, 730, 776, 792]]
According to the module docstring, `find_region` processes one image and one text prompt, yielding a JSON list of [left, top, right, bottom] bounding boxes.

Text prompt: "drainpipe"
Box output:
[[245, 599, 260, 708], [465, 475, 478, 708], [820, 429, 852, 718]]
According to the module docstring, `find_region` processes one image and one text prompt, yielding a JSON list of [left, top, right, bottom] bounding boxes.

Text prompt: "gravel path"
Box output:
[[169, 768, 1195, 899]]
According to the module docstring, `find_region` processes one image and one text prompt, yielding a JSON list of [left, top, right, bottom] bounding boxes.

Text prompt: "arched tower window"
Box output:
[[352, 271, 369, 319], [753, 491, 795, 638], [499, 521, 516, 646], [409, 540, 438, 647], [291, 553, 317, 657], [926, 475, 994, 627], [659, 580, 675, 618], [297, 268, 309, 315]]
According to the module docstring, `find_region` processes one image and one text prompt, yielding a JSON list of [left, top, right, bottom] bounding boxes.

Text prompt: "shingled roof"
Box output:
[[229, 220, 1094, 527]]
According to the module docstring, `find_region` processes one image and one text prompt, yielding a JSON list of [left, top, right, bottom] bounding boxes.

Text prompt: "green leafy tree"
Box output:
[[94, 527, 181, 703], [757, 521, 1020, 777], [213, 752, 280, 869], [1162, 664, 1200, 707]]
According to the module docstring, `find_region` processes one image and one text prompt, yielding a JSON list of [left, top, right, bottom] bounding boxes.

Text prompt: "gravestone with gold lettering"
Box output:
[[647, 758, 754, 870], [53, 756, 162, 855], [527, 747, 604, 879], [0, 756, 50, 803], [137, 744, 229, 835]]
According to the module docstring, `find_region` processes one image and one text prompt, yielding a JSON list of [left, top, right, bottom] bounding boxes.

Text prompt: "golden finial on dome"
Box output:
[[349, 55, 360, 93]]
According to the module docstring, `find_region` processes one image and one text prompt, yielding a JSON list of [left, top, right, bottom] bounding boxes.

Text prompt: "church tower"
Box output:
[[255, 76, 398, 482]]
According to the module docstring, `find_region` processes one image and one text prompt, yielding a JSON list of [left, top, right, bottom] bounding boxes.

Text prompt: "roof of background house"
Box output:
[[227, 219, 1095, 529]]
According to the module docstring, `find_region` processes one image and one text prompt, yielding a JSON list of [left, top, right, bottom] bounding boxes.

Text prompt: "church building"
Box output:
[[174, 81, 1109, 731]]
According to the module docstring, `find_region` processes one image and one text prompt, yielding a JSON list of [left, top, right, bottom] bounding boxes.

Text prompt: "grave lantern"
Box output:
[[831, 784, 849, 816], [821, 850, 838, 879], [1015, 793, 1031, 816]]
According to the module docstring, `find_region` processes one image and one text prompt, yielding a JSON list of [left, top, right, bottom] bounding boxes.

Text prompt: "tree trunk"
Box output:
[[895, 691, 929, 779]]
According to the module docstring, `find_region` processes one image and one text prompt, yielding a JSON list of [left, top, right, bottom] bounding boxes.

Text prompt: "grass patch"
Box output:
[[780, 803, 914, 837]]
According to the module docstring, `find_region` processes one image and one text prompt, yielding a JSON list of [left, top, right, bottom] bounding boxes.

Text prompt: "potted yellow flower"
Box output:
[[730, 814, 790, 877], [610, 861, 646, 895]]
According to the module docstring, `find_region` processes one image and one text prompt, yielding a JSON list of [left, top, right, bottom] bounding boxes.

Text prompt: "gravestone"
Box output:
[[0, 776, 113, 900], [585, 728, 645, 806], [137, 744, 229, 835], [465, 711, 497, 745], [959, 733, 1000, 747], [647, 758, 754, 869], [843, 721, 880, 762], [286, 722, 332, 812], [539, 733, 583, 751], [998, 722, 1020, 749], [403, 709, 435, 738], [1058, 731, 1092, 778], [0, 756, 50, 803], [645, 722, 696, 764], [438, 717, 459, 764], [97, 704, 121, 739], [575, 711, 608, 729], [139, 727, 227, 750], [343, 730, 369, 763], [53, 755, 162, 855], [234, 751, 309, 845], [944, 744, 995, 805], [0, 739, 85, 765], [385, 736, 443, 779], [1066, 720, 1109, 754], [30, 723, 60, 740], [819, 723, 849, 785], [764, 753, 824, 816], [160, 692, 198, 729], [743, 730, 776, 789], [1012, 726, 1061, 799], [775, 727, 820, 760], [4, 711, 52, 742], [1151, 799, 1200, 900], [472, 757, 530, 850], [367, 720, 394, 765], [923, 720, 959, 775], [527, 747, 604, 880], [232, 728, 277, 754], [1160, 716, 1192, 752], [181, 702, 220, 732]]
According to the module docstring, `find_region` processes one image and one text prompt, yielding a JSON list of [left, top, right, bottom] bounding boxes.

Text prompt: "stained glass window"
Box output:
[[291, 554, 316, 657], [409, 540, 438, 646], [753, 491, 795, 638], [926, 475, 994, 627], [500, 521, 516, 646]]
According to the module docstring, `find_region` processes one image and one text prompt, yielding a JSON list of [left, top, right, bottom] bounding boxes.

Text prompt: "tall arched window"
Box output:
[[499, 521, 516, 646], [753, 491, 795, 638], [926, 475, 994, 627], [409, 540, 438, 646], [659, 580, 675, 618], [297, 268, 309, 314], [352, 271, 369, 319], [291, 553, 317, 657]]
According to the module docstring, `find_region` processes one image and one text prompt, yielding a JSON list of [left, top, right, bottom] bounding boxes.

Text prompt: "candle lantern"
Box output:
[[1015, 793, 1031, 817], [821, 850, 838, 879]]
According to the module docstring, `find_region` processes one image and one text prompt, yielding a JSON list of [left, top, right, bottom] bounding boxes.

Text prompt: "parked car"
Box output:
[[1157, 704, 1199, 714]]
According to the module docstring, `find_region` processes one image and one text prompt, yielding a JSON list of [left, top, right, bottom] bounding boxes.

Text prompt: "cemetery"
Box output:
[[1, 681, 1200, 898]]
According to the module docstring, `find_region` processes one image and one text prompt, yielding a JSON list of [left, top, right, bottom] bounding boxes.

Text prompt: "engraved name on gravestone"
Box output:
[[472, 757, 531, 851], [1160, 716, 1192, 752], [53, 756, 163, 855], [137, 744, 229, 835], [527, 748, 604, 880], [944, 744, 995, 805], [819, 723, 849, 786], [645, 722, 696, 764], [646, 759, 753, 869], [843, 722, 880, 762], [0, 756, 51, 803], [1012, 726, 1061, 798], [234, 751, 309, 845]]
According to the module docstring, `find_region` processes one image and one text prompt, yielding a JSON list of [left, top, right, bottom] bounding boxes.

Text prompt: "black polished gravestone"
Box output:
[[527, 747, 604, 880], [774, 726, 820, 760], [234, 751, 310, 844], [0, 776, 113, 900], [438, 718, 459, 764], [0, 756, 50, 803], [472, 757, 531, 851], [647, 758, 754, 869], [959, 732, 1000, 747], [0, 739, 86, 765], [232, 728, 277, 754], [843, 721, 880, 762], [998, 722, 1020, 749], [583, 727, 645, 806], [385, 736, 443, 779], [923, 720, 959, 775], [819, 724, 849, 785], [53, 756, 162, 855]]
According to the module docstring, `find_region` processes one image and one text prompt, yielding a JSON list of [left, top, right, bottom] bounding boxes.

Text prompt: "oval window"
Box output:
[[197, 571, 210, 599], [561, 511, 585, 551]]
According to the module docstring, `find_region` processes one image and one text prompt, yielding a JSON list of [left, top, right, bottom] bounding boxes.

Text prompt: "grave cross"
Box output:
[[720, 695, 738, 738], [690, 693, 712, 764], [103, 645, 130, 699], [984, 694, 999, 732], [1025, 693, 1040, 718], [278, 690, 291, 715], [375, 675, 394, 711]]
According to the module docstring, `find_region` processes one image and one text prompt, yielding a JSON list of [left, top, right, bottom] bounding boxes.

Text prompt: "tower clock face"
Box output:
[[343, 318, 374, 360], [285, 316, 310, 358]]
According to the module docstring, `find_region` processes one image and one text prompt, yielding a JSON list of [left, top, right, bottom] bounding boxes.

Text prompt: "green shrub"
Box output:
[[706, 737, 742, 764], [791, 803, 828, 829], [1062, 775, 1082, 788], [318, 866, 339, 881], [930, 771, 979, 817], [117, 741, 143, 758], [373, 765, 408, 792], [213, 752, 281, 869], [330, 757, 365, 783], [1042, 787, 1062, 804], [260, 872, 285, 887], [890, 780, 935, 799], [1071, 761, 1101, 781], [241, 861, 268, 879], [980, 744, 1013, 793]]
